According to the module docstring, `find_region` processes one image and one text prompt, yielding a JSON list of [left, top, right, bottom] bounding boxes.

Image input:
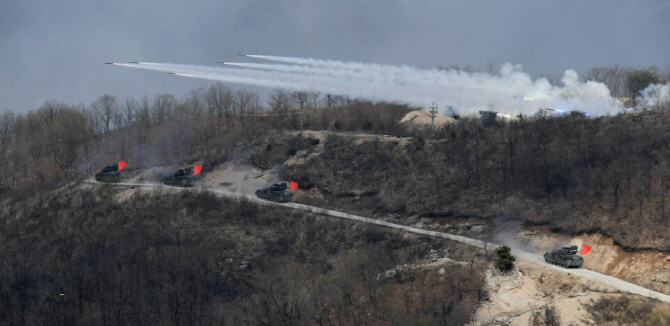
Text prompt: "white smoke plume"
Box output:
[[111, 56, 627, 116], [637, 82, 670, 110]]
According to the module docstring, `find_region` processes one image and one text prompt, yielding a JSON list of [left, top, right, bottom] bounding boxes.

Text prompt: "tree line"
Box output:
[[0, 84, 412, 194]]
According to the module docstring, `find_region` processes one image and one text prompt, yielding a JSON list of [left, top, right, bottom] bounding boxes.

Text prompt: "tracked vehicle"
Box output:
[[255, 183, 293, 202], [544, 245, 583, 268], [95, 164, 121, 183], [478, 110, 498, 127], [163, 168, 196, 187]]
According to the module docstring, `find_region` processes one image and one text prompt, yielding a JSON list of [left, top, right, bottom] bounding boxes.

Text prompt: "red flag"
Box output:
[[194, 164, 203, 176], [117, 160, 127, 171], [289, 181, 299, 190], [581, 244, 592, 255]]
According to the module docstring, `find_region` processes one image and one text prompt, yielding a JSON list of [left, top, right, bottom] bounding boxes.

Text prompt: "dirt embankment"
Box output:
[[518, 226, 670, 296], [476, 258, 620, 325]]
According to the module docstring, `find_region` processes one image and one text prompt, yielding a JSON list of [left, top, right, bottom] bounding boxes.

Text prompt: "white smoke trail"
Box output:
[[222, 62, 377, 80], [117, 62, 437, 105], [112, 56, 627, 116]]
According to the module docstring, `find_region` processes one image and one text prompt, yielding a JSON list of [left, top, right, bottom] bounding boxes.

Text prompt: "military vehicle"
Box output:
[[255, 183, 293, 202], [543, 245, 584, 268], [95, 164, 121, 183], [163, 168, 196, 187], [478, 110, 498, 127]]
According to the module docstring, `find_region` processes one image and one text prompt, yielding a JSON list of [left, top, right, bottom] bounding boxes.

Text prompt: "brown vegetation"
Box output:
[[586, 296, 670, 325], [0, 186, 484, 325], [0, 63, 669, 323], [283, 109, 670, 251]]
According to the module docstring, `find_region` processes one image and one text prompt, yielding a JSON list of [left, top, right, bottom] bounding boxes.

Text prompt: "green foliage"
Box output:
[[627, 68, 660, 98], [287, 147, 297, 156], [495, 246, 516, 271]]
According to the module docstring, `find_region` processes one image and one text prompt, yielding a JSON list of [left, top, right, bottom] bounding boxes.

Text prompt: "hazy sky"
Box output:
[[2, 1, 668, 113]]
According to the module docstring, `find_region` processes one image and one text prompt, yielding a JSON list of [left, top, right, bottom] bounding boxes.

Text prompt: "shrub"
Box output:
[[495, 246, 516, 271]]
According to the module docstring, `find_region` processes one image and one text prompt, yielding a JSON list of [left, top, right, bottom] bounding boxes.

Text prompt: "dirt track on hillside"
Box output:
[[82, 177, 670, 306]]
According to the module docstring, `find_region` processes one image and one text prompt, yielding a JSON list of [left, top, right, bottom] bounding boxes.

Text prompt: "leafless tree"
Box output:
[[184, 89, 205, 120], [205, 83, 234, 119], [0, 112, 14, 145], [151, 94, 177, 124], [91, 94, 119, 133], [292, 91, 309, 130], [583, 65, 629, 98], [50, 108, 89, 177]]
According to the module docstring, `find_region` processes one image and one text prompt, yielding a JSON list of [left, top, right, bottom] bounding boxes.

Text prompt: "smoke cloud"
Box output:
[[637, 82, 670, 110], [112, 56, 627, 116]]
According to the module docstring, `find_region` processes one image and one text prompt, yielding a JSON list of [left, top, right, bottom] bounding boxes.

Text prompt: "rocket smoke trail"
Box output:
[[110, 56, 631, 116]]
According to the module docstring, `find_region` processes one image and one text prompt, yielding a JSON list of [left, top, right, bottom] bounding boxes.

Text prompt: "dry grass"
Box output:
[[586, 295, 670, 325]]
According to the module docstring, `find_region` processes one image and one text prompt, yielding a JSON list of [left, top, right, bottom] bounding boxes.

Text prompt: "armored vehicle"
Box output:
[[163, 168, 196, 187], [95, 164, 121, 183], [478, 110, 498, 127], [255, 183, 293, 202], [544, 245, 583, 268]]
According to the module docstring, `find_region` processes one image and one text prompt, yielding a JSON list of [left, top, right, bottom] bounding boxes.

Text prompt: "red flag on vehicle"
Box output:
[[117, 160, 127, 171], [581, 244, 592, 255], [289, 181, 299, 190], [194, 164, 203, 176]]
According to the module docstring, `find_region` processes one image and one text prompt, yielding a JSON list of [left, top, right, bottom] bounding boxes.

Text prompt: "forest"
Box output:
[[0, 186, 486, 325]]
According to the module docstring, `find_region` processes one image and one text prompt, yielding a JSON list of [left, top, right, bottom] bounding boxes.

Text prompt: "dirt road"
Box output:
[[84, 180, 670, 304]]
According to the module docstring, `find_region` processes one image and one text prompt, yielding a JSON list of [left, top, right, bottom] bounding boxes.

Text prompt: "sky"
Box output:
[[1, 1, 669, 114]]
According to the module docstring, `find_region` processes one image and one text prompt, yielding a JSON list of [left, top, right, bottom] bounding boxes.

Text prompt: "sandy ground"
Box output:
[[518, 226, 670, 296], [399, 109, 456, 129], [476, 258, 619, 325], [200, 162, 281, 193]]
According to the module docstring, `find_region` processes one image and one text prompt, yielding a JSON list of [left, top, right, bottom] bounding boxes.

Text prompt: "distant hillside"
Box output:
[[274, 111, 670, 251], [2, 83, 669, 251]]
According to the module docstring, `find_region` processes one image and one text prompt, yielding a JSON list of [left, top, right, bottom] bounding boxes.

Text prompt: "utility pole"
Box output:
[[429, 102, 438, 131]]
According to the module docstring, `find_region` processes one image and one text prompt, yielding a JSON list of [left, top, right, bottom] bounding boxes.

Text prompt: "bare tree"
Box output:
[[51, 108, 89, 177], [91, 94, 119, 133], [269, 89, 292, 112], [120, 98, 138, 128], [185, 89, 207, 119], [205, 83, 234, 119], [584, 65, 629, 98], [151, 94, 177, 124], [292, 91, 309, 130], [0, 111, 15, 145], [530, 304, 562, 326]]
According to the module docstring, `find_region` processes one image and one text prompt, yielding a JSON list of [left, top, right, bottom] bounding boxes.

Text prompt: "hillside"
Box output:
[[2, 87, 670, 324], [268, 112, 670, 251], [0, 185, 488, 325]]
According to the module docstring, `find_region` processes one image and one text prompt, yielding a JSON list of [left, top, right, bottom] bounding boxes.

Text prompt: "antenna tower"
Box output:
[[429, 102, 438, 131]]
